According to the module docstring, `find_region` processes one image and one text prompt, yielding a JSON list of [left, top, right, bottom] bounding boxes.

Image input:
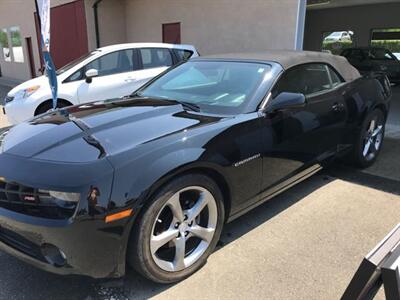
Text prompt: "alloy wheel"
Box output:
[[150, 186, 218, 272], [362, 118, 383, 161]]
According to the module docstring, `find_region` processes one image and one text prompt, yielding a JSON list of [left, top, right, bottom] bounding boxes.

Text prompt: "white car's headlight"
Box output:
[[16, 85, 41, 99]]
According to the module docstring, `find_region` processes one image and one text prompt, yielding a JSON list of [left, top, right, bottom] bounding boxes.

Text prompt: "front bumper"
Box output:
[[0, 151, 132, 278], [0, 208, 131, 278], [3, 97, 37, 125]]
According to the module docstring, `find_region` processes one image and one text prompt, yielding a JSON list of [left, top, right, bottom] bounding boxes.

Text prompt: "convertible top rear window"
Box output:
[[137, 61, 271, 114]]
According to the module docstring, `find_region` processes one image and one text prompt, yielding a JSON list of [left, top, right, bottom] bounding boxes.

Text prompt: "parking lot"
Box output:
[[0, 86, 399, 300]]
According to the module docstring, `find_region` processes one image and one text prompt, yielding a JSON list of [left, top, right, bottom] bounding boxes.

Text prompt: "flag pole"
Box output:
[[34, 0, 58, 110]]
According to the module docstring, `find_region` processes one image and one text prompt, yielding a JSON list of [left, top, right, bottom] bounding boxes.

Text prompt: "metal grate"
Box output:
[[0, 178, 76, 219]]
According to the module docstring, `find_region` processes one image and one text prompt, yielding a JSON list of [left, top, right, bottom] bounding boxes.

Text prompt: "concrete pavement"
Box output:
[[0, 85, 399, 299]]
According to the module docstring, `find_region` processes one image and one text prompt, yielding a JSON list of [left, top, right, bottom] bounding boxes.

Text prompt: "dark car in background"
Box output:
[[0, 51, 392, 283], [341, 47, 400, 84]]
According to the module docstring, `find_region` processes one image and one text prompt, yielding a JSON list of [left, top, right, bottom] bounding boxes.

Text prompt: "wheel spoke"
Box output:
[[370, 141, 378, 154], [173, 236, 186, 270], [151, 228, 178, 254], [190, 225, 215, 243], [187, 192, 209, 222], [168, 193, 184, 222], [150, 186, 218, 272], [369, 119, 376, 132], [363, 140, 371, 157], [372, 125, 383, 137]]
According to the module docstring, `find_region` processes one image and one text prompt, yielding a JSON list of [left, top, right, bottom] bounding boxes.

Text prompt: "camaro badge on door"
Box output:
[[234, 154, 261, 167]]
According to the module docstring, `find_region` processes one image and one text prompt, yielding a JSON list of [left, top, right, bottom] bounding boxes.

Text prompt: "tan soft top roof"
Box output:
[[200, 50, 361, 82]]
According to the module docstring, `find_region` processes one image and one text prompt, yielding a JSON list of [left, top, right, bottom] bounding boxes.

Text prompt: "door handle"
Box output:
[[332, 102, 344, 112]]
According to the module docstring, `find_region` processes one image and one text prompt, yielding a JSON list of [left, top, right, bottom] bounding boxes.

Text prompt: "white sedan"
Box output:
[[3, 43, 199, 124]]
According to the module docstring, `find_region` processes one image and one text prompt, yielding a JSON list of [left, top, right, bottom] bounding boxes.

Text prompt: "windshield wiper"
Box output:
[[127, 92, 201, 112], [175, 101, 201, 112]]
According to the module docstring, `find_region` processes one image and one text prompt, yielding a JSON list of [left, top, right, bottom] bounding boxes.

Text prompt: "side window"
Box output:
[[173, 49, 194, 62], [273, 64, 337, 97], [328, 66, 344, 88], [85, 49, 135, 76], [67, 69, 84, 82], [139, 48, 173, 69]]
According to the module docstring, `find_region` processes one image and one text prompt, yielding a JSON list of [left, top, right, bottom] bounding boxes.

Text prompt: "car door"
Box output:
[[76, 49, 139, 103], [259, 63, 347, 195], [128, 48, 175, 94]]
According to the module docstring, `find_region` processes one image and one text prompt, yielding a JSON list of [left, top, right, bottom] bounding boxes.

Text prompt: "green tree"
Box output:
[[0, 30, 8, 47]]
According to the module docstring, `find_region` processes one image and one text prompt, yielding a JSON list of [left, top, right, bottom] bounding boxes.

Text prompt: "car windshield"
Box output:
[[136, 61, 271, 114], [56, 51, 100, 75], [366, 49, 396, 61], [328, 32, 342, 38]]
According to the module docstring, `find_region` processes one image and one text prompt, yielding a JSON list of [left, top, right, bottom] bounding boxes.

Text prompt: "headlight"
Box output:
[[15, 85, 41, 99], [47, 191, 80, 203]]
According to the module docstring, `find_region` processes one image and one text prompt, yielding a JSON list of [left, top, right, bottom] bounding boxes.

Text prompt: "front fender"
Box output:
[[109, 147, 212, 209]]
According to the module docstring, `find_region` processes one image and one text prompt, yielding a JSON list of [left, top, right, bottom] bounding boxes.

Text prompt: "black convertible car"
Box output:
[[341, 47, 400, 84], [0, 51, 391, 283]]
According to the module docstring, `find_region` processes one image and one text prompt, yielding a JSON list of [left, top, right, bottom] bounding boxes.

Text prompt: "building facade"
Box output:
[[0, 0, 304, 82]]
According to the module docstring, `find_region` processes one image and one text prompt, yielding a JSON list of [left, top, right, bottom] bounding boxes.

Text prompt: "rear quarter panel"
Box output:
[[341, 74, 391, 145]]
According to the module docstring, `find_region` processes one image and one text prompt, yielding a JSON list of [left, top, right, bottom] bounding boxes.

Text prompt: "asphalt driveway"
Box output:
[[0, 85, 399, 299]]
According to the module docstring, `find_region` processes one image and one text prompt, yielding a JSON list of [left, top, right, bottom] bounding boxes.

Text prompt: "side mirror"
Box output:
[[268, 92, 306, 112], [85, 69, 98, 83]]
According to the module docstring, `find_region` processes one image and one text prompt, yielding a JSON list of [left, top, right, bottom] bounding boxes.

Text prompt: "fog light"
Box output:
[[41, 243, 67, 267]]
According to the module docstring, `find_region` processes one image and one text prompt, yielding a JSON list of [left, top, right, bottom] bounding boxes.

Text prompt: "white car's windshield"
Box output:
[[56, 51, 100, 75], [327, 32, 342, 38], [137, 61, 271, 114]]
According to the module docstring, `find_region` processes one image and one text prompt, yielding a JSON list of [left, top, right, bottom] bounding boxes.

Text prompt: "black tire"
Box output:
[[35, 100, 70, 116], [127, 173, 225, 283], [351, 109, 385, 168]]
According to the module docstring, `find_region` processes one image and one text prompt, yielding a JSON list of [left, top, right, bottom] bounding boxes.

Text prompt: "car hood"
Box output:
[[0, 97, 223, 162]]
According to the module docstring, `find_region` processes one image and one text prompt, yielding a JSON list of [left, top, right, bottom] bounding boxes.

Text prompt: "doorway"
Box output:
[[162, 22, 181, 44]]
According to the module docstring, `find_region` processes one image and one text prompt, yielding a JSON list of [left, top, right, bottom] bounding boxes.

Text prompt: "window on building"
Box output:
[[371, 28, 400, 59], [0, 28, 11, 62], [139, 48, 173, 69], [321, 30, 354, 55], [10, 26, 24, 63], [85, 49, 135, 77]]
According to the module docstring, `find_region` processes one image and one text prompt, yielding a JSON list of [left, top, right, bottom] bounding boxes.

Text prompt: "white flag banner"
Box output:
[[36, 0, 51, 51]]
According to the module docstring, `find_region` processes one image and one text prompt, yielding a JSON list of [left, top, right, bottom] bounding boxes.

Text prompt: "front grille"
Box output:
[[0, 179, 77, 219]]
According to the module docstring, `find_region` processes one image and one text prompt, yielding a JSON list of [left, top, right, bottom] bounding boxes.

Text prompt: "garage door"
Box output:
[[35, 0, 88, 69]]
